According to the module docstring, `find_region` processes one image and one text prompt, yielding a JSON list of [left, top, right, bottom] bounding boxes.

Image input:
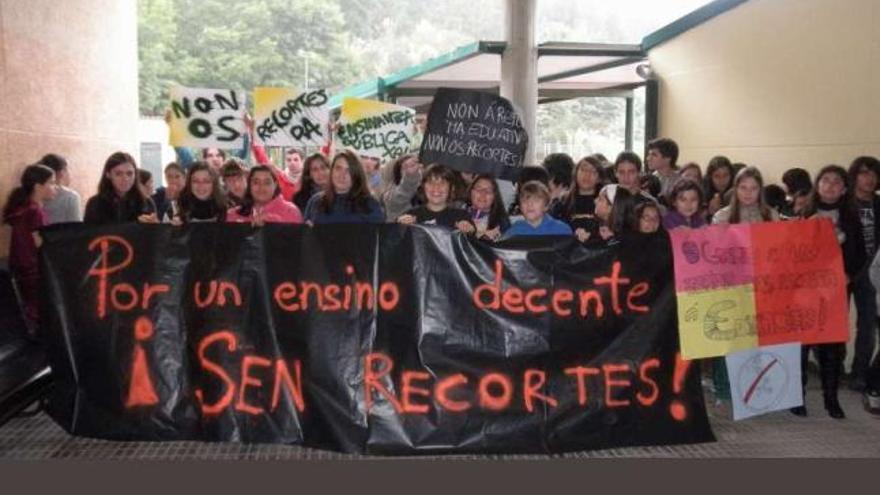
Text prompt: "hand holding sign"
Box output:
[[671, 219, 848, 360]]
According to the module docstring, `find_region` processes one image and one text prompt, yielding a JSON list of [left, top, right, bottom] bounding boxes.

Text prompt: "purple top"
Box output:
[[663, 210, 706, 230], [6, 201, 46, 277]]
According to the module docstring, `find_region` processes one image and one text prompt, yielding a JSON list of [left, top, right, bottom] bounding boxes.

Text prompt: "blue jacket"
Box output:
[[502, 214, 573, 239], [304, 192, 385, 224], [174, 132, 250, 170]]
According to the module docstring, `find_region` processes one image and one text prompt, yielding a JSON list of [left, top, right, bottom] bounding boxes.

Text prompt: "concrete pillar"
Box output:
[[0, 0, 138, 256], [625, 97, 634, 151], [500, 0, 537, 165]]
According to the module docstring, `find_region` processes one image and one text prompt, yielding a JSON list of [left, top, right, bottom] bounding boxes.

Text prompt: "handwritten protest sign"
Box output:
[[751, 220, 848, 346], [726, 343, 802, 420], [676, 285, 758, 359], [40, 225, 713, 454], [336, 98, 416, 160], [419, 88, 528, 181], [254, 87, 330, 148], [168, 86, 245, 149], [671, 219, 848, 360]]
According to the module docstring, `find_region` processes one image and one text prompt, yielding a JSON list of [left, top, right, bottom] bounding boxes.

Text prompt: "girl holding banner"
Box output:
[[710, 167, 777, 408], [84, 152, 158, 225], [303, 151, 384, 225], [797, 165, 867, 419], [173, 162, 228, 223], [397, 164, 474, 234], [465, 175, 510, 241], [591, 184, 636, 245], [226, 165, 303, 225], [553, 156, 605, 243]]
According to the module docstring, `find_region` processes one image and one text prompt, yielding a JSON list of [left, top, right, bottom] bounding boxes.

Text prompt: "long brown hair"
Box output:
[[802, 164, 852, 218], [728, 166, 773, 223], [237, 165, 280, 216], [3, 164, 54, 223], [466, 175, 509, 230], [177, 162, 228, 222], [97, 152, 148, 202], [561, 156, 604, 218], [319, 150, 374, 214]]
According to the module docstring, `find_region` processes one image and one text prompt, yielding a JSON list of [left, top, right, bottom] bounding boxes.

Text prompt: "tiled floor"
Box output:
[[1, 384, 879, 459]]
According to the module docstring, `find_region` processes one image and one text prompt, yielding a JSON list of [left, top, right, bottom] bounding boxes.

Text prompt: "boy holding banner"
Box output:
[[503, 181, 572, 239]]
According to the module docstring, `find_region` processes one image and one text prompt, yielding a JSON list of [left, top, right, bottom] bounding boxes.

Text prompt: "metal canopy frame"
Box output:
[[329, 40, 648, 151], [328, 0, 752, 150]]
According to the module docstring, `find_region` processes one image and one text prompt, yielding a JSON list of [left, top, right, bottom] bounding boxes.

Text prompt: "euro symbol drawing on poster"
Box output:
[[336, 98, 416, 161], [168, 86, 246, 149], [254, 87, 330, 148]]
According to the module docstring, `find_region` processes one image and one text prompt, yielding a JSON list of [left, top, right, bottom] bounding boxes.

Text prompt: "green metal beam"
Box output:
[[642, 0, 749, 51], [537, 56, 644, 84], [327, 79, 382, 108], [328, 41, 506, 109], [381, 41, 494, 88], [538, 42, 644, 58]]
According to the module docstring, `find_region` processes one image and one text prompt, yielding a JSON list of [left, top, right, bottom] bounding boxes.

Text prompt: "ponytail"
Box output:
[[3, 164, 54, 223]]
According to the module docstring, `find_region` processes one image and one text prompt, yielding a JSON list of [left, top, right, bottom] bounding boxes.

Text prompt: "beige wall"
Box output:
[[0, 0, 138, 256], [649, 0, 880, 185]]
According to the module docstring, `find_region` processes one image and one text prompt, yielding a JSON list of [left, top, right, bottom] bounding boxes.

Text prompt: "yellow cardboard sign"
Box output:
[[168, 86, 245, 149], [677, 284, 759, 360], [336, 97, 416, 160], [253, 87, 329, 147]]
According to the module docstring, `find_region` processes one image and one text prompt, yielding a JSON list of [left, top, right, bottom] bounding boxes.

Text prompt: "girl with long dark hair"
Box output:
[[303, 150, 384, 224], [226, 165, 302, 225], [793, 165, 867, 419], [84, 152, 157, 224], [554, 156, 604, 243], [3, 164, 57, 335], [703, 156, 734, 220], [712, 167, 777, 224], [174, 162, 228, 223], [593, 184, 636, 245], [293, 153, 331, 212], [465, 175, 510, 241]]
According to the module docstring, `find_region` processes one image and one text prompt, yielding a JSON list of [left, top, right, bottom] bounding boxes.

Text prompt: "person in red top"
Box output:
[[245, 117, 301, 202], [2, 164, 57, 337], [226, 165, 303, 225]]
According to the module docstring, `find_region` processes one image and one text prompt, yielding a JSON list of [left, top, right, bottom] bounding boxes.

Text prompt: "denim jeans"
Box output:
[[851, 272, 878, 379]]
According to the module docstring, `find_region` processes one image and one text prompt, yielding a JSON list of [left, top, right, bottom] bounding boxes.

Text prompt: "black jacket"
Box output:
[[84, 194, 156, 225]]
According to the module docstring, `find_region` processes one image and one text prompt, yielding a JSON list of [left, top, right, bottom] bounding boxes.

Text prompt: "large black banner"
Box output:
[[40, 224, 713, 455]]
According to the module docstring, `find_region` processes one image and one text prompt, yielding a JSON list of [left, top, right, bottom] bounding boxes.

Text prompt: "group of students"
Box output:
[[4, 135, 880, 419]]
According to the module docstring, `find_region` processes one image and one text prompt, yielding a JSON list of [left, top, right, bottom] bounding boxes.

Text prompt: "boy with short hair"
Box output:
[[502, 181, 573, 239], [39, 153, 82, 223], [646, 137, 681, 201]]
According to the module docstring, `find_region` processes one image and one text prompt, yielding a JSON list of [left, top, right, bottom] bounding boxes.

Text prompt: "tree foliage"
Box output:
[[139, 0, 658, 157]]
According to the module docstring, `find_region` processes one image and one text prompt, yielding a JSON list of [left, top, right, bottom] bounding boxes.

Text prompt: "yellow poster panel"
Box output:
[[337, 97, 416, 160], [253, 87, 330, 147], [677, 284, 759, 360]]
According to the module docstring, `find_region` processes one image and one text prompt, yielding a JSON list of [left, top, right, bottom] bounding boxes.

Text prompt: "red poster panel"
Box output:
[[751, 219, 849, 346]]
